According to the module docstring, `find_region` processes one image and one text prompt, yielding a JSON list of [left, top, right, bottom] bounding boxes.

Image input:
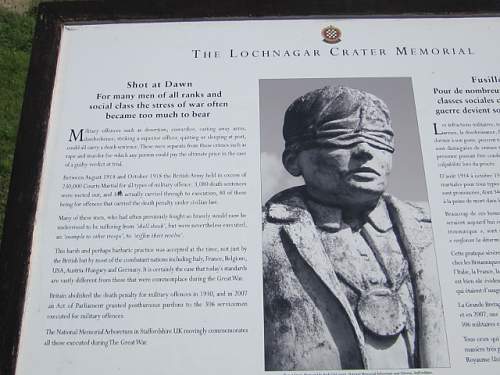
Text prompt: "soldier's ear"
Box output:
[[282, 149, 302, 177]]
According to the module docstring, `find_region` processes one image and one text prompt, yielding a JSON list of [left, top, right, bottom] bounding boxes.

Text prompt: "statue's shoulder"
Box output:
[[262, 186, 309, 265], [384, 194, 431, 223], [263, 186, 309, 224], [384, 195, 434, 250]]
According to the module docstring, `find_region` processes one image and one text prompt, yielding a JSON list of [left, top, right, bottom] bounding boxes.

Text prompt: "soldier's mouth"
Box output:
[[347, 167, 380, 180]]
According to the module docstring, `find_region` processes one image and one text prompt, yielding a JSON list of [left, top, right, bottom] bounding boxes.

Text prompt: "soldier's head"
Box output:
[[282, 86, 394, 207]]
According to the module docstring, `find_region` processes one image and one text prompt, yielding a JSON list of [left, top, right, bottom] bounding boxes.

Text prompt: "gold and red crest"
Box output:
[[321, 25, 342, 44]]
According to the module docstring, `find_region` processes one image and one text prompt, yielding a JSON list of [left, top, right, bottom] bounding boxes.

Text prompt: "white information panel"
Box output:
[[16, 17, 500, 375]]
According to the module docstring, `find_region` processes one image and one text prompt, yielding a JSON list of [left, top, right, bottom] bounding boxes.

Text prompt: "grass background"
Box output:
[[0, 6, 35, 237]]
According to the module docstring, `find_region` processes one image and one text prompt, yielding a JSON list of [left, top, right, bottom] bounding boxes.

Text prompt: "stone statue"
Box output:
[[262, 86, 449, 370]]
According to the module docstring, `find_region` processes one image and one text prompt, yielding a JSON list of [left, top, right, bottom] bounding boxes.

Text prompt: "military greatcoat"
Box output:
[[263, 186, 449, 370]]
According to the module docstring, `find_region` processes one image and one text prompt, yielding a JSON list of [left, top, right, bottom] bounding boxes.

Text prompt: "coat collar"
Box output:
[[266, 186, 392, 233], [307, 197, 393, 233]]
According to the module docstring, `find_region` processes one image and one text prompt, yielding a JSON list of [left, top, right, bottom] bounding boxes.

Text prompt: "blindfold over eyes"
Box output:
[[285, 118, 395, 153]]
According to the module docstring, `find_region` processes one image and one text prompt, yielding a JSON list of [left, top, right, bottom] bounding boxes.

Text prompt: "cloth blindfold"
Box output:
[[285, 114, 394, 153]]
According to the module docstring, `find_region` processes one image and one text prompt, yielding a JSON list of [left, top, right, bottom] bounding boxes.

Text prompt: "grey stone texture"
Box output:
[[262, 86, 448, 370]]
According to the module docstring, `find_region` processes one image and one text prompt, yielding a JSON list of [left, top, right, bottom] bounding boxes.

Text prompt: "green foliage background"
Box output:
[[0, 7, 35, 237]]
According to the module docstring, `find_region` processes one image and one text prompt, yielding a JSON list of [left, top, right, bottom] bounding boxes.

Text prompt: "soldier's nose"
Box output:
[[351, 142, 373, 161]]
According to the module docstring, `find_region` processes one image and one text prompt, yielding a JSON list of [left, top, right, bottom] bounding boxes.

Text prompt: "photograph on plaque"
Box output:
[[260, 77, 450, 370]]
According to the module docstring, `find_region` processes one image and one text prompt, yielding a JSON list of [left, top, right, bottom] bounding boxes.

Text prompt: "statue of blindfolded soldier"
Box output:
[[262, 86, 449, 370]]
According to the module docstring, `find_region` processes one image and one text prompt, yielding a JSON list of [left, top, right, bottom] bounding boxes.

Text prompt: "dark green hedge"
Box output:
[[0, 8, 35, 237]]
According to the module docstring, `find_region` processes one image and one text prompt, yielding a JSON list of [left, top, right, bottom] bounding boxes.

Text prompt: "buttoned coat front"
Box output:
[[263, 186, 449, 371]]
